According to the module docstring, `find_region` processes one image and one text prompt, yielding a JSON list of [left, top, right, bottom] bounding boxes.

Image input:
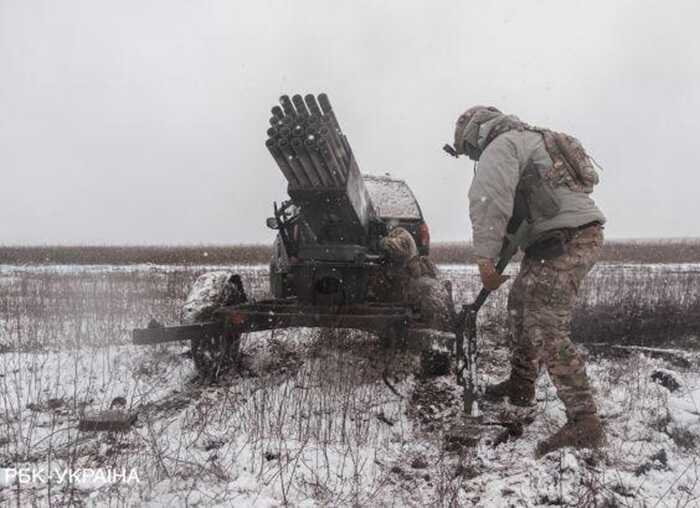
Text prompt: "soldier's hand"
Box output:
[[476, 258, 509, 291]]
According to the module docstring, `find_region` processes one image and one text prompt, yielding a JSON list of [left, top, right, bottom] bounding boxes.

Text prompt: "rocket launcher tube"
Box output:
[[266, 93, 376, 241], [271, 106, 285, 120], [277, 138, 310, 187], [280, 95, 296, 117], [318, 93, 348, 152], [318, 139, 345, 185], [302, 138, 333, 187], [318, 123, 344, 161], [319, 125, 349, 172], [315, 116, 348, 164], [292, 122, 305, 137], [292, 95, 310, 117], [317, 94, 354, 166], [266, 138, 300, 187], [317, 93, 340, 131], [304, 94, 324, 117], [318, 137, 347, 181], [315, 139, 346, 186], [305, 138, 338, 186], [306, 114, 320, 126], [291, 137, 323, 186]]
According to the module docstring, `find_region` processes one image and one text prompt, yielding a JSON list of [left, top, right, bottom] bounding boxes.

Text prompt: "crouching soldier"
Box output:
[[373, 227, 453, 332], [448, 106, 606, 457]]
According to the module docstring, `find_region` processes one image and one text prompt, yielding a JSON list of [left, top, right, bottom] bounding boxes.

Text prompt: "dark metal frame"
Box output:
[[133, 300, 420, 346]]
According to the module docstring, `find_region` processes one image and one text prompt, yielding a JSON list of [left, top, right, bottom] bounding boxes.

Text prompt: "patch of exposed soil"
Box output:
[[407, 378, 462, 433]]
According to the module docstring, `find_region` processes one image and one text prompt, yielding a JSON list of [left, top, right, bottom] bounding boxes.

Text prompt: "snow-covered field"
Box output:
[[0, 264, 698, 506]]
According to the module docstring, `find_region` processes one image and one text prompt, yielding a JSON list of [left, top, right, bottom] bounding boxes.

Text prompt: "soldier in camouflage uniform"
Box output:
[[377, 227, 453, 332], [449, 105, 606, 457], [369, 226, 419, 303]]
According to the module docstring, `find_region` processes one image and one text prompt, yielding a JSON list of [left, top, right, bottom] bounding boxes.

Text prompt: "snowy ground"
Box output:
[[0, 264, 698, 506]]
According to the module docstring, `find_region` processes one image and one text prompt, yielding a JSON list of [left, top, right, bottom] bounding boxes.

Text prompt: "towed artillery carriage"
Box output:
[[133, 94, 454, 378]]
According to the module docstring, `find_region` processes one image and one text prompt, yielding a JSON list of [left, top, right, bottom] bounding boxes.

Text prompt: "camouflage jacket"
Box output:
[[467, 115, 606, 260]]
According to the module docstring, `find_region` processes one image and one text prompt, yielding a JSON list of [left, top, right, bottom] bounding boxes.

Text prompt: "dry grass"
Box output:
[[431, 238, 700, 265], [1, 238, 699, 266], [0, 267, 270, 352], [1, 264, 699, 355], [0, 245, 271, 266], [442, 263, 700, 350], [0, 264, 698, 505], [572, 266, 700, 347]]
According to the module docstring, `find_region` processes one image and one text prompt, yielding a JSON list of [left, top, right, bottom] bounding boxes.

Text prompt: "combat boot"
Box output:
[[535, 413, 605, 458], [484, 375, 535, 407]]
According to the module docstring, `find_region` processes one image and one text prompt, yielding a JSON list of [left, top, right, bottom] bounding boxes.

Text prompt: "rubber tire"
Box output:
[[191, 328, 241, 380], [185, 272, 247, 380]]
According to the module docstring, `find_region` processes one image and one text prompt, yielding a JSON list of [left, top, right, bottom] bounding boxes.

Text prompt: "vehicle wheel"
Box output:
[[191, 328, 241, 380], [182, 271, 247, 379]]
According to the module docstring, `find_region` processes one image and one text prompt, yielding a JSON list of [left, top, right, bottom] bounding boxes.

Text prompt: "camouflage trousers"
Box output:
[[507, 224, 603, 420]]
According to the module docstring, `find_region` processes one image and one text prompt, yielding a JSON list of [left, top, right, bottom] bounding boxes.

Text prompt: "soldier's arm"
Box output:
[[468, 135, 521, 261]]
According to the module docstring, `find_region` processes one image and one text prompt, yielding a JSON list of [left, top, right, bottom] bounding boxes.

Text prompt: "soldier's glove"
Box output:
[[476, 257, 509, 291]]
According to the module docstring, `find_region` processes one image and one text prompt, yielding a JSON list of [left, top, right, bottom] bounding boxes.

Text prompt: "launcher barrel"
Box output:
[[264, 93, 376, 243]]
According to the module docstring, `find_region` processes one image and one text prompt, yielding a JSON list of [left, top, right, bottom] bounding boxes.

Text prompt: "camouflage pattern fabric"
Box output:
[[367, 266, 405, 302], [406, 276, 454, 331], [454, 106, 502, 157], [370, 227, 453, 330], [539, 130, 599, 194], [370, 227, 419, 301], [407, 255, 438, 279], [182, 271, 243, 324], [369, 227, 418, 302], [506, 224, 603, 420], [380, 227, 418, 265]]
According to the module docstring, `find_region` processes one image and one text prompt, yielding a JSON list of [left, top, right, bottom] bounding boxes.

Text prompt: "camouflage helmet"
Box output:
[[454, 105, 502, 160], [381, 227, 418, 265]]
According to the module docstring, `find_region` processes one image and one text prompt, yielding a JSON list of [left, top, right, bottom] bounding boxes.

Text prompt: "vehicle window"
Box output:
[[363, 175, 422, 220]]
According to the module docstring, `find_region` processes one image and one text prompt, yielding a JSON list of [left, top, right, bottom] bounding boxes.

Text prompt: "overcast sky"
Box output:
[[1, 0, 698, 245]]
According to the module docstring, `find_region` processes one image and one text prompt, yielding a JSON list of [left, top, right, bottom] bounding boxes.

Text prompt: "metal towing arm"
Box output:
[[133, 301, 415, 345]]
